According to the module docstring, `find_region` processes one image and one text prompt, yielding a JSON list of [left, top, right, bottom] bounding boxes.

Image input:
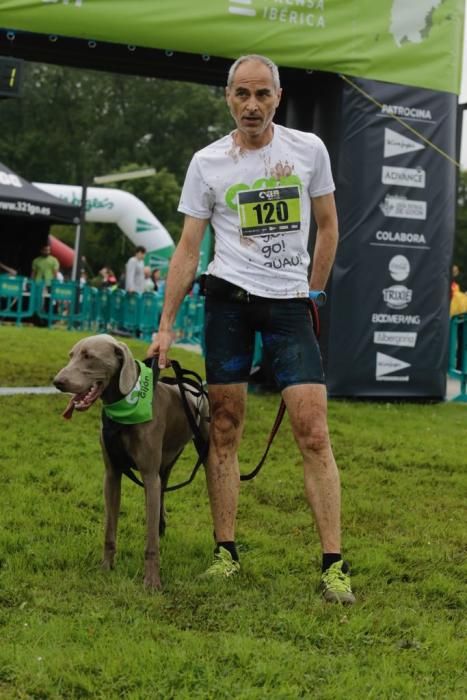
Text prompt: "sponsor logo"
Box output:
[[388, 254, 410, 281], [126, 378, 141, 405], [373, 331, 417, 348], [382, 284, 413, 310], [228, 0, 326, 25], [381, 104, 432, 122], [0, 171, 22, 187], [379, 195, 427, 221], [136, 218, 156, 233], [371, 313, 420, 325], [376, 352, 410, 382], [374, 230, 427, 246], [384, 127, 425, 158], [228, 0, 256, 17], [382, 165, 426, 189], [42, 0, 83, 6]]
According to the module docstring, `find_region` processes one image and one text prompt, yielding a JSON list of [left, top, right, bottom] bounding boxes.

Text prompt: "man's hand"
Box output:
[[146, 329, 175, 369]]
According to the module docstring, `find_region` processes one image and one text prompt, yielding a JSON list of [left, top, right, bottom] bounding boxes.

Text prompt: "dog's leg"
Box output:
[[143, 472, 162, 590], [102, 457, 122, 571]]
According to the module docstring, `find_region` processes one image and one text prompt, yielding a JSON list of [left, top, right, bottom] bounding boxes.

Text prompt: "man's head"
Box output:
[[40, 244, 51, 257], [226, 54, 282, 147], [135, 246, 146, 260]]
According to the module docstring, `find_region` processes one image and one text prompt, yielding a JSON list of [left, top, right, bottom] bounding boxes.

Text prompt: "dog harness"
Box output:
[[102, 359, 209, 490]]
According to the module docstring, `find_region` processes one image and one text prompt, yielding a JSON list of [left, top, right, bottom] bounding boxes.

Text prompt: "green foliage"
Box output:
[[0, 325, 466, 698], [0, 62, 232, 275]]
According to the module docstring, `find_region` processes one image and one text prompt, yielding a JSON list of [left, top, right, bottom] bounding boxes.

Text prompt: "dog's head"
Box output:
[[53, 334, 138, 419]]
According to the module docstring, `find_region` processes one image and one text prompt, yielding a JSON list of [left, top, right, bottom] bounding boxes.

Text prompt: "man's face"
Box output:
[[136, 251, 145, 261], [41, 246, 51, 257], [226, 60, 282, 142]]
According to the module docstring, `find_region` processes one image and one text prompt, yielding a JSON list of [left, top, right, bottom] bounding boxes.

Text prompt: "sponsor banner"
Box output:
[[379, 195, 427, 220], [0, 1, 463, 94], [376, 352, 410, 381], [382, 165, 426, 189], [373, 331, 417, 348], [384, 127, 425, 158], [371, 229, 429, 249], [327, 78, 455, 398], [388, 255, 410, 281]]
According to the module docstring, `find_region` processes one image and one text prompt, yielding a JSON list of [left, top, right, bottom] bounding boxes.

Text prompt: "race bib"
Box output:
[[238, 185, 301, 237]]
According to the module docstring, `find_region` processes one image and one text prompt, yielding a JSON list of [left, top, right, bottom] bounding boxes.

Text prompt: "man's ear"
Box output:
[[276, 87, 283, 108], [115, 342, 137, 395]]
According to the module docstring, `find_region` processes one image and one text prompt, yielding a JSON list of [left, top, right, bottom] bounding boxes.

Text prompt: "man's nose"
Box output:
[[246, 97, 258, 112]]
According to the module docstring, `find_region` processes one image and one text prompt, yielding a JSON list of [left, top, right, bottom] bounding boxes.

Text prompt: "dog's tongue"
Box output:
[[62, 397, 76, 420]]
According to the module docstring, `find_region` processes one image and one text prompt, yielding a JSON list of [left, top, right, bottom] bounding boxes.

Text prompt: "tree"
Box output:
[[0, 61, 232, 273]]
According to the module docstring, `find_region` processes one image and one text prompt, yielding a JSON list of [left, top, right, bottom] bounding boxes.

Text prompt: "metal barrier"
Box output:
[[448, 313, 467, 402], [0, 277, 205, 346], [0, 275, 35, 325]]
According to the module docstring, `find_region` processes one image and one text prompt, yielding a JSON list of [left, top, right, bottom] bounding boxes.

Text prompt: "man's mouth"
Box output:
[[62, 382, 104, 420], [242, 115, 261, 125]]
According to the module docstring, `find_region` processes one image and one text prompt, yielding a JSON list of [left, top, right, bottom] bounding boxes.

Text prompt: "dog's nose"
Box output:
[[53, 377, 66, 391]]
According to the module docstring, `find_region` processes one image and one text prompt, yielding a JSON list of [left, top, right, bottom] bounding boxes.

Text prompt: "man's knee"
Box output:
[[295, 423, 331, 456], [210, 404, 242, 449]]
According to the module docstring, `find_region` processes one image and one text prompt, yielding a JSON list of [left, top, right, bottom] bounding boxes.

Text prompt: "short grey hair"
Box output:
[[227, 54, 281, 91]]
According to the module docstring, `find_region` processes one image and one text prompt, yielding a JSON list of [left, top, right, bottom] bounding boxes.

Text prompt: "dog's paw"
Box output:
[[144, 573, 162, 591], [101, 557, 115, 571]]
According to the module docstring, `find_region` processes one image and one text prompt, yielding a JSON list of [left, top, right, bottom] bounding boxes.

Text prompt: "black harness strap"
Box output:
[[161, 359, 210, 493]]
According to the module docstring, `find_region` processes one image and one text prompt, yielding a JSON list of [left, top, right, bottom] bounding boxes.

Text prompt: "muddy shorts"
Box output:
[[203, 276, 325, 391]]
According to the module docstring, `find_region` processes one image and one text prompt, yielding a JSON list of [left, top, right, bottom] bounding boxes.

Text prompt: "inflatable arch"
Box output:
[[34, 182, 175, 268]]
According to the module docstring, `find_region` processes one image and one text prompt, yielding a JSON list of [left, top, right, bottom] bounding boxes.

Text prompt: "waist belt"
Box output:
[[204, 275, 306, 304]]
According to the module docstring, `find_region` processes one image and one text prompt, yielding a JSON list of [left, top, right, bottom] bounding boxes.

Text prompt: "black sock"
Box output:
[[322, 552, 342, 572], [215, 541, 239, 562]]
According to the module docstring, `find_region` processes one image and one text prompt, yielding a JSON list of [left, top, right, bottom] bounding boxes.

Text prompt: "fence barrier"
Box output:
[[448, 313, 467, 402], [0, 274, 204, 346]]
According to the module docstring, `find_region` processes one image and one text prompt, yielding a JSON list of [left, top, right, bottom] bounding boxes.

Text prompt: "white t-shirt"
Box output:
[[178, 123, 335, 298], [125, 256, 145, 294]]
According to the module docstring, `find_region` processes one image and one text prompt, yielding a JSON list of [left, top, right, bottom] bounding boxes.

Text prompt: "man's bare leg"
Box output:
[[282, 383, 341, 552], [205, 383, 247, 542]]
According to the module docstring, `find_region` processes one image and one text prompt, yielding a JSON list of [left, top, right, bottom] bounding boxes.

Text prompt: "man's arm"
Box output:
[[148, 215, 208, 367], [308, 193, 339, 291]]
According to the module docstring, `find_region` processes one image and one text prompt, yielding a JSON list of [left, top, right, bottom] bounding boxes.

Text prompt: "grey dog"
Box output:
[[53, 334, 209, 589]]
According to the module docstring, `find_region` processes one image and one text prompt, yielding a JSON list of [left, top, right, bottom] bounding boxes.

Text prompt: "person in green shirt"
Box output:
[[31, 244, 60, 287]]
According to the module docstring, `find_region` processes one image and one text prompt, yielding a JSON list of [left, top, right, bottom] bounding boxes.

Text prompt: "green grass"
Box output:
[[0, 325, 466, 699]]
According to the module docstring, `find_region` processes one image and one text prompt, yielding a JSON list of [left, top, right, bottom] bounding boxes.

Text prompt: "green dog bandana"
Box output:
[[103, 360, 153, 424]]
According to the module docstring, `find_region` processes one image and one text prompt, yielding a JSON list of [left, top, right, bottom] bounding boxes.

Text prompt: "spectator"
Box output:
[[125, 246, 146, 294], [143, 266, 155, 292], [450, 264, 467, 316], [31, 243, 59, 287]]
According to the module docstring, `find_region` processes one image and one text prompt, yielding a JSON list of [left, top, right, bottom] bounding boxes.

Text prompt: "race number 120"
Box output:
[[238, 185, 301, 236]]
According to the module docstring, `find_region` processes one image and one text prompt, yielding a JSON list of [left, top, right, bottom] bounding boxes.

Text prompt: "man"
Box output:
[[31, 243, 59, 287], [125, 246, 146, 294], [148, 54, 355, 604]]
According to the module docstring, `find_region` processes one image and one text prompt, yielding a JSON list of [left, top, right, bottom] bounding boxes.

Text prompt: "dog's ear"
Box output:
[[115, 342, 138, 396]]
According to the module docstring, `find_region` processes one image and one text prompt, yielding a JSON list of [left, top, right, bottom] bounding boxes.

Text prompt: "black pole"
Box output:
[[71, 183, 87, 283]]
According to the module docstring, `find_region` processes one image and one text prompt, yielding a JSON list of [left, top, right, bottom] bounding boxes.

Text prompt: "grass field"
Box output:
[[0, 325, 466, 699]]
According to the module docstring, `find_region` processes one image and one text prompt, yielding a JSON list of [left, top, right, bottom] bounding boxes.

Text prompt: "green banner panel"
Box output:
[[0, 0, 463, 94]]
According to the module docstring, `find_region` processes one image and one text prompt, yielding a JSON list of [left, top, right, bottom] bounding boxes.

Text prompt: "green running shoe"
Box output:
[[201, 546, 240, 579], [320, 560, 355, 604]]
